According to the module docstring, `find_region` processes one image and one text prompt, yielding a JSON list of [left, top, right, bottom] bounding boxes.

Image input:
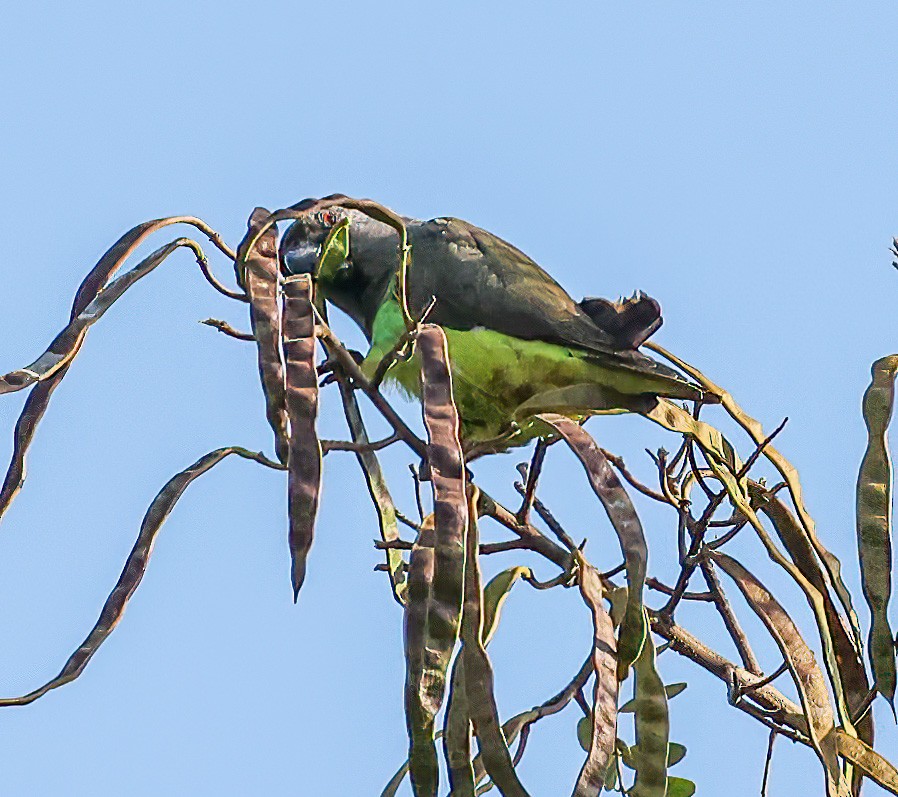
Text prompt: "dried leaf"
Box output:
[[857, 355, 898, 706], [0, 447, 273, 706], [536, 414, 648, 680], [572, 560, 618, 797], [712, 551, 849, 797], [630, 632, 670, 797], [0, 216, 232, 526], [239, 207, 290, 465]]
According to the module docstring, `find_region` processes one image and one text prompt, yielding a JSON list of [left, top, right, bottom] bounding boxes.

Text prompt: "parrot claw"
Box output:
[[317, 350, 364, 386]]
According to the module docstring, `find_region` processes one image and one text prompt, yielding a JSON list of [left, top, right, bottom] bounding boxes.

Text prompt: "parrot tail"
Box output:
[[578, 291, 663, 349]]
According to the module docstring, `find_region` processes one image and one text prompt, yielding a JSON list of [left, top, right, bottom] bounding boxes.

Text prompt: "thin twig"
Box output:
[[512, 481, 579, 554], [515, 439, 549, 524], [700, 558, 763, 674], [321, 433, 401, 454], [646, 577, 715, 602], [738, 661, 789, 695], [736, 417, 788, 480], [409, 464, 425, 521], [201, 318, 255, 340], [761, 729, 776, 797], [396, 510, 422, 532], [479, 538, 530, 555], [600, 448, 671, 504], [197, 256, 249, 302]]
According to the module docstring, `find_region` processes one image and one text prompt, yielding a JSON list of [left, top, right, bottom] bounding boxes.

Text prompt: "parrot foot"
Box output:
[[317, 349, 364, 386]]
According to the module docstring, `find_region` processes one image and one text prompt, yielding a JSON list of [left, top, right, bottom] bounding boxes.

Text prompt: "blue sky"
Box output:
[[1, 2, 897, 794]]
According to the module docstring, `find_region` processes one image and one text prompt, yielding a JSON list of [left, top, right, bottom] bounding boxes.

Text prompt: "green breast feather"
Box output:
[[362, 299, 662, 448]]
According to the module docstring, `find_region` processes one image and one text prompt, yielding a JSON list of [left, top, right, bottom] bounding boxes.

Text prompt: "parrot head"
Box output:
[[279, 207, 399, 338]]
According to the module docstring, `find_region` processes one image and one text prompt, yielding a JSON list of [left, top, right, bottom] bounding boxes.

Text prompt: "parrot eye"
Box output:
[[322, 210, 339, 226]]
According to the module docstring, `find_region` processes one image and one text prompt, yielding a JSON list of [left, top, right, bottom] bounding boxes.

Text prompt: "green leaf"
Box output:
[[577, 715, 592, 753], [667, 743, 687, 767], [482, 566, 530, 646], [608, 585, 629, 629], [664, 683, 687, 700], [603, 760, 618, 791], [315, 216, 350, 281], [666, 776, 696, 797]]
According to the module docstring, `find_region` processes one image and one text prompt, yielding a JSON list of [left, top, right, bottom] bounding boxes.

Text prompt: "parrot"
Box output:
[[279, 205, 708, 451]]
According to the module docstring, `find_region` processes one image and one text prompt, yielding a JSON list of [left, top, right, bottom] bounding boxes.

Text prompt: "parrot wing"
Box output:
[[406, 217, 687, 386]]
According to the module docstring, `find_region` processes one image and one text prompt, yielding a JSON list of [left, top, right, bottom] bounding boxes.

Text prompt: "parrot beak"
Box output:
[[280, 237, 321, 276]]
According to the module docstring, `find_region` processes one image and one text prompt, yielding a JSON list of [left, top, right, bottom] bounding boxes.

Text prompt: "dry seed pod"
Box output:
[[750, 482, 875, 764], [282, 273, 321, 600], [0, 238, 204, 394], [403, 324, 469, 796], [573, 560, 618, 797], [0, 216, 232, 526], [711, 551, 848, 797], [444, 566, 531, 794], [536, 413, 648, 681], [239, 207, 290, 465], [403, 515, 440, 796], [0, 446, 272, 707]]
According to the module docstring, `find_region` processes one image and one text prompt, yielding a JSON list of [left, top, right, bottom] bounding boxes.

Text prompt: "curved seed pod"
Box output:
[[711, 551, 849, 797], [239, 207, 290, 465], [833, 730, 898, 795], [444, 566, 532, 794], [0, 446, 275, 707], [751, 483, 875, 762], [460, 487, 530, 797], [282, 274, 321, 601], [0, 216, 234, 525], [418, 325, 467, 652], [337, 380, 406, 604], [404, 516, 440, 796], [630, 630, 670, 797], [857, 355, 898, 707], [646, 341, 862, 650], [536, 413, 648, 680], [0, 238, 205, 394], [572, 559, 618, 797], [407, 324, 468, 795]]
